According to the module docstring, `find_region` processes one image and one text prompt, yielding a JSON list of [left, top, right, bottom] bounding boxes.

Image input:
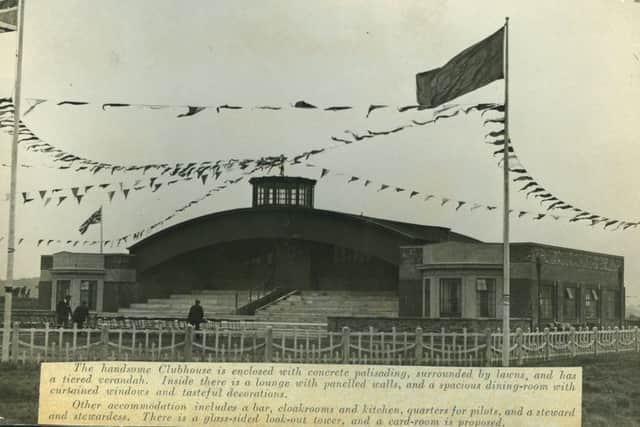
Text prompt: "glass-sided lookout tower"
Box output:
[[249, 176, 316, 208]]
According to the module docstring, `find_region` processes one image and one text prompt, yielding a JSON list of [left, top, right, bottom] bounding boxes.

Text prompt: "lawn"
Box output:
[[0, 352, 638, 425]]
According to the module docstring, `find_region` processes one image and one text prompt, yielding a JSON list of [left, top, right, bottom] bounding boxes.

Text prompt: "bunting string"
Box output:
[[7, 172, 237, 206], [482, 109, 639, 231], [1, 172, 249, 250], [1, 98, 489, 179], [306, 160, 637, 231], [19, 96, 492, 119]]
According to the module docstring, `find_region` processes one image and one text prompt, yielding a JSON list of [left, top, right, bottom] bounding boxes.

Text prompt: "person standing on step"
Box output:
[[187, 299, 205, 330], [56, 295, 72, 327]]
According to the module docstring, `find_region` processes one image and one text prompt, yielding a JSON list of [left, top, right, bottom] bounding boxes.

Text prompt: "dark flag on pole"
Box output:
[[0, 0, 17, 33], [78, 207, 102, 235], [416, 27, 504, 107]]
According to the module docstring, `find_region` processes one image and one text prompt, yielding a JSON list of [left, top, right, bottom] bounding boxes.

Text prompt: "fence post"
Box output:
[[11, 322, 19, 363], [342, 327, 350, 364], [543, 328, 550, 361], [569, 327, 576, 358], [184, 325, 193, 362], [515, 328, 523, 366], [101, 325, 109, 360], [484, 329, 492, 366], [592, 327, 598, 357], [614, 327, 619, 352], [414, 327, 423, 364], [264, 326, 272, 363]]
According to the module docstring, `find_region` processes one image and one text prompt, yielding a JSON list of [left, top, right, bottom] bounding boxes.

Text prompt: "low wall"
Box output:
[[327, 316, 532, 332]]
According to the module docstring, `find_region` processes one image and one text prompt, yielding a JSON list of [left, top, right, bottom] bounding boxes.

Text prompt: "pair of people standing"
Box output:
[[55, 296, 90, 328]]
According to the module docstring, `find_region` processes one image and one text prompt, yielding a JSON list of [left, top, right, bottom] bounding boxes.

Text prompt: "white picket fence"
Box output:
[[1, 323, 638, 366]]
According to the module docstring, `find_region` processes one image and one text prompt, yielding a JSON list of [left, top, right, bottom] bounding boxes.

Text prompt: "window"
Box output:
[[277, 188, 287, 204], [56, 280, 71, 301], [80, 280, 98, 310], [440, 278, 462, 318], [476, 278, 496, 317], [291, 188, 298, 205], [257, 187, 265, 204], [563, 287, 577, 321], [539, 286, 554, 320], [603, 290, 619, 320], [422, 279, 430, 318], [584, 289, 599, 320]]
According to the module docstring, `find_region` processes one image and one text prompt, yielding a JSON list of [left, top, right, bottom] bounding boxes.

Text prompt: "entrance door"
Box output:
[[56, 280, 71, 301]]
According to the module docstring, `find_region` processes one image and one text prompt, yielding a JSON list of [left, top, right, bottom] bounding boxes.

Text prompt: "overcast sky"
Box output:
[[0, 0, 639, 300]]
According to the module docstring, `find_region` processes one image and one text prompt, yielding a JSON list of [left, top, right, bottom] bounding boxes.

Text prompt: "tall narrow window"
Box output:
[[584, 289, 598, 320], [539, 286, 554, 320], [563, 287, 577, 321], [422, 279, 430, 318], [80, 280, 98, 310], [476, 278, 496, 317], [56, 280, 71, 301], [603, 290, 618, 320], [440, 278, 462, 318]]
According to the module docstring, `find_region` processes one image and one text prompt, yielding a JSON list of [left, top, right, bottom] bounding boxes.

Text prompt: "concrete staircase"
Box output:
[[116, 290, 251, 318], [254, 290, 398, 323]]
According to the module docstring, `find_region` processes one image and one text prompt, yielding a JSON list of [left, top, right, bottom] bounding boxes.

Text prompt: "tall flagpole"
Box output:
[[501, 17, 511, 367], [99, 206, 103, 254], [2, 0, 26, 363]]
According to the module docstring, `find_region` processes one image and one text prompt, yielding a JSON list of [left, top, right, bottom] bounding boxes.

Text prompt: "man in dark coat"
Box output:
[[72, 301, 90, 329], [56, 296, 72, 327], [187, 300, 204, 330]]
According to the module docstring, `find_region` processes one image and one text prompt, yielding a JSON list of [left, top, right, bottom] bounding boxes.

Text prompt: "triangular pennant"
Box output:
[[71, 187, 80, 196], [424, 195, 435, 201], [348, 176, 360, 183], [409, 191, 419, 199], [84, 185, 94, 193], [37, 239, 44, 247], [23, 99, 47, 116], [324, 106, 352, 112], [122, 188, 130, 199], [216, 104, 242, 113], [518, 211, 528, 218], [455, 201, 466, 211], [75, 194, 84, 204], [201, 174, 208, 185], [102, 103, 131, 110], [441, 198, 450, 206], [177, 106, 206, 118], [395, 188, 405, 193], [57, 196, 67, 206], [320, 169, 329, 178], [44, 197, 52, 207], [107, 191, 116, 202], [22, 192, 34, 203], [58, 101, 89, 106], [364, 180, 371, 187], [366, 105, 387, 118], [378, 184, 389, 192], [293, 100, 317, 109]]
